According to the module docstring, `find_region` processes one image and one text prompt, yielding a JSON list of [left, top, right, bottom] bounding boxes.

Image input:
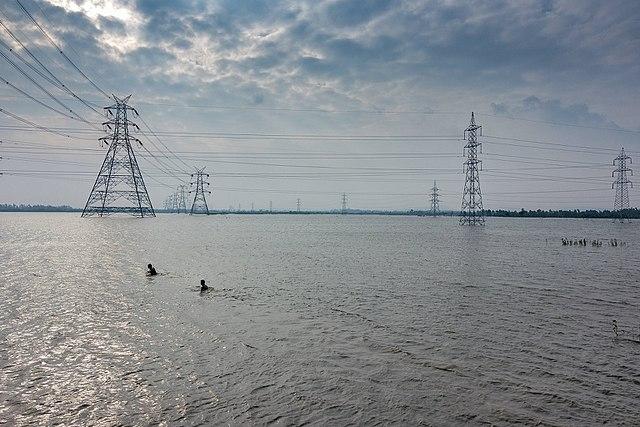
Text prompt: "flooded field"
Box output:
[[1, 213, 639, 425]]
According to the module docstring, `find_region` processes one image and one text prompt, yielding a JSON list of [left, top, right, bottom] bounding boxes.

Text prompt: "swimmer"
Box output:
[[147, 264, 158, 276], [200, 279, 209, 291]]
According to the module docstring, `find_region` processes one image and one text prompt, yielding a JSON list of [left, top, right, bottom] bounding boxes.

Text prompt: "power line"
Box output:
[[0, 73, 92, 123], [0, 12, 103, 114], [0, 47, 100, 128], [136, 112, 193, 172], [14, 0, 110, 99], [478, 112, 640, 135], [0, 105, 79, 138]]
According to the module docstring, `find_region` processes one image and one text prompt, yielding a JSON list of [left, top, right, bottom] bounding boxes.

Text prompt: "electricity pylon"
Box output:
[[190, 167, 210, 215], [176, 185, 187, 213], [297, 198, 301, 212], [612, 147, 633, 222], [460, 112, 484, 225], [164, 193, 175, 213], [82, 95, 155, 217], [341, 193, 348, 214], [430, 180, 440, 215]]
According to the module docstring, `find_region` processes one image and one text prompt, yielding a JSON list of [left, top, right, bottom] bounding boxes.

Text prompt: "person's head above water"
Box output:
[[200, 279, 208, 290], [148, 264, 153, 269]]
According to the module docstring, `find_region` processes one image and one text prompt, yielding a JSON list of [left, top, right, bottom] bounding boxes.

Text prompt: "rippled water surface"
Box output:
[[1, 213, 639, 425]]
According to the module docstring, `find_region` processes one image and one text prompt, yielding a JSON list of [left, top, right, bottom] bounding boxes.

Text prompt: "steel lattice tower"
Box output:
[[164, 193, 175, 213], [190, 167, 210, 215], [430, 180, 440, 215], [460, 112, 484, 225], [176, 185, 188, 213], [82, 95, 155, 217], [341, 193, 348, 214], [297, 198, 301, 212], [612, 147, 633, 222]]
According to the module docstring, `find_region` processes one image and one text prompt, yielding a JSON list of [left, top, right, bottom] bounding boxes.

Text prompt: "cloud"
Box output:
[[491, 96, 619, 128]]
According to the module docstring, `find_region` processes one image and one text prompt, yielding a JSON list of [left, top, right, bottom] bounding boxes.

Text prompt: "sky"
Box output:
[[0, 0, 639, 211]]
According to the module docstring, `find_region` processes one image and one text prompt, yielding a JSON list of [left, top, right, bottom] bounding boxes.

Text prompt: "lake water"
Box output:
[[1, 213, 639, 425]]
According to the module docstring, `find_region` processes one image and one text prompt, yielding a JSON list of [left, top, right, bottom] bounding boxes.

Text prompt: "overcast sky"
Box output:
[[0, 0, 639, 211]]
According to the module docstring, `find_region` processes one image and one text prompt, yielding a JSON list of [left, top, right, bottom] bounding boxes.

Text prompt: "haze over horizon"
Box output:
[[0, 0, 638, 211]]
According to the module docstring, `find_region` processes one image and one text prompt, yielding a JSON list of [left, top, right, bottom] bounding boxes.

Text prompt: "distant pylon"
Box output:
[[460, 112, 484, 225], [341, 193, 348, 214], [172, 192, 179, 213], [297, 198, 301, 212], [177, 185, 187, 213], [165, 193, 176, 213], [612, 147, 633, 222], [82, 95, 154, 217], [430, 180, 440, 215], [269, 201, 273, 212], [189, 167, 210, 215]]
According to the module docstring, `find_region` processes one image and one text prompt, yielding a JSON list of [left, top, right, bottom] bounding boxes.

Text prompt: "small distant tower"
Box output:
[[460, 112, 484, 225], [189, 167, 210, 215], [269, 200, 273, 212], [430, 180, 440, 215], [341, 193, 348, 214], [251, 202, 255, 212], [82, 95, 154, 217], [612, 147, 633, 222], [169, 193, 177, 213], [297, 198, 301, 212], [176, 185, 188, 213]]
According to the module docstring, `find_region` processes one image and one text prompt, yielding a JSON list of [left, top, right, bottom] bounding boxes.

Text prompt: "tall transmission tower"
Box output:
[[430, 180, 440, 215], [82, 95, 155, 217], [189, 167, 210, 215], [612, 147, 633, 222], [176, 185, 188, 213], [297, 198, 301, 212], [269, 201, 273, 212], [341, 193, 348, 214], [460, 112, 484, 225]]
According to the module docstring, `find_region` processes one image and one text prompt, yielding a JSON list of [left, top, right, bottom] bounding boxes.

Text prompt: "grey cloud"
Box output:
[[324, 0, 393, 27], [492, 96, 619, 128], [126, 47, 176, 68]]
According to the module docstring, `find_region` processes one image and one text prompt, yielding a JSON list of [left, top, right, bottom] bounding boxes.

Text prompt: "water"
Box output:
[[1, 213, 639, 425]]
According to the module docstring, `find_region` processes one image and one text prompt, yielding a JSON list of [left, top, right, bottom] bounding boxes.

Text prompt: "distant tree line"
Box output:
[[3, 204, 639, 219], [0, 204, 79, 212], [482, 208, 640, 219]]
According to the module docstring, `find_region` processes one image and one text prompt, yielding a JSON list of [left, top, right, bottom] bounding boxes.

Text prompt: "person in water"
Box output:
[[200, 279, 209, 291], [147, 264, 158, 276]]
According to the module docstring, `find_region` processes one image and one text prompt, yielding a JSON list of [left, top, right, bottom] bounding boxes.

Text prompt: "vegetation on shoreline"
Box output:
[[2, 204, 638, 219]]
